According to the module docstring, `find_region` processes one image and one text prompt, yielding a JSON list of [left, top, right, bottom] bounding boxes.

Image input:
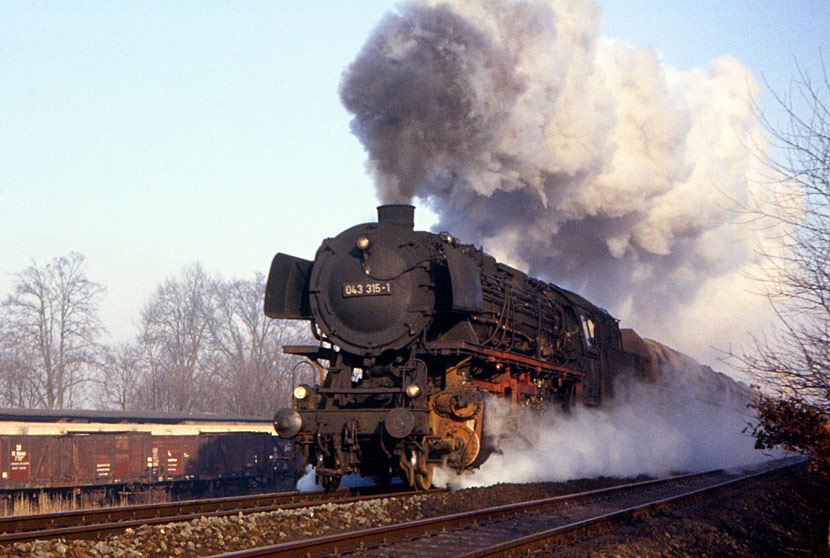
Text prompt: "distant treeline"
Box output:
[[0, 253, 311, 414]]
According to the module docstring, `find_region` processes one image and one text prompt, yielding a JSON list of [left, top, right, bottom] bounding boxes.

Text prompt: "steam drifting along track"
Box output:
[[0, 485, 438, 545], [202, 458, 801, 558]]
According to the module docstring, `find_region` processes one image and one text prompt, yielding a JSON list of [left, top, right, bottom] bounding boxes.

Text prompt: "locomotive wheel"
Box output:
[[319, 474, 341, 492], [401, 449, 433, 491], [414, 460, 433, 491]]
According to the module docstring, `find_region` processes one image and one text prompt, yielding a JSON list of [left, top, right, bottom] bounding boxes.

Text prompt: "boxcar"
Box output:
[[0, 410, 298, 499]]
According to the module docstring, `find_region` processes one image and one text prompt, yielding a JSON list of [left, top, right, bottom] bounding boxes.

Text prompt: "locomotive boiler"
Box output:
[[265, 205, 646, 490]]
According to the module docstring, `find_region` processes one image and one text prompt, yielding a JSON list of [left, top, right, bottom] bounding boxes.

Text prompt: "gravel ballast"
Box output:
[[0, 466, 826, 558]]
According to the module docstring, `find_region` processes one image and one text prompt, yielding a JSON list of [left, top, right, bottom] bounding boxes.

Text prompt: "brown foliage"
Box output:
[[751, 395, 830, 469]]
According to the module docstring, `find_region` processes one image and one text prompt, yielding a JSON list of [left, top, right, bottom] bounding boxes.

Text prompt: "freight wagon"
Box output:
[[0, 409, 298, 502]]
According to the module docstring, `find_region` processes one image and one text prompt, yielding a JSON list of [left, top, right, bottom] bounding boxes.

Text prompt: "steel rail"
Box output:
[[204, 468, 738, 558], [0, 484, 438, 544], [454, 467, 780, 558]]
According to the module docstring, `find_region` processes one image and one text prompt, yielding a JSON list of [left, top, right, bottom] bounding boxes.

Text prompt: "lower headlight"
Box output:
[[293, 384, 309, 400], [273, 408, 302, 439], [405, 384, 421, 398]]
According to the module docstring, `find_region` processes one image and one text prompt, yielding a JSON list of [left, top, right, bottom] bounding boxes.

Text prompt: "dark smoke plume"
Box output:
[[340, 0, 780, 365], [340, 3, 524, 203]]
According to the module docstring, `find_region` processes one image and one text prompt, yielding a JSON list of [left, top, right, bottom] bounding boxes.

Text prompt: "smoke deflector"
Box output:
[[264, 253, 313, 320]]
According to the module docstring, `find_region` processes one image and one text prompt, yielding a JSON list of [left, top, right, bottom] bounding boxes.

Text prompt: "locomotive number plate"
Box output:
[[342, 282, 392, 298]]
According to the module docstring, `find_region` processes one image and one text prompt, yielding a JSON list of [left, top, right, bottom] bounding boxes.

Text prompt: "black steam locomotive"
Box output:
[[265, 205, 647, 490]]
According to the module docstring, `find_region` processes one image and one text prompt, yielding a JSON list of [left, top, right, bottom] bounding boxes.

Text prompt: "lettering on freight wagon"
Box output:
[[11, 444, 29, 480], [96, 454, 111, 477]]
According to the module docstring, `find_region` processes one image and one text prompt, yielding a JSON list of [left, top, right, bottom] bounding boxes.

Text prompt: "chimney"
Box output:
[[377, 204, 415, 230]]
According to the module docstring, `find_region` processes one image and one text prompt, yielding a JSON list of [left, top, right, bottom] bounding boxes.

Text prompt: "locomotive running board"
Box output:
[[283, 345, 338, 360], [423, 341, 585, 382]]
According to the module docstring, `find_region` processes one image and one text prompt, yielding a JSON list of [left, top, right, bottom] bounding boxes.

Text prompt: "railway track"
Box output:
[[202, 458, 801, 558], [0, 484, 436, 545]]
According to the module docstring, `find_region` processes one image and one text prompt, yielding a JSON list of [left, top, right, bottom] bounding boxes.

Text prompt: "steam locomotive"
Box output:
[[265, 205, 654, 490]]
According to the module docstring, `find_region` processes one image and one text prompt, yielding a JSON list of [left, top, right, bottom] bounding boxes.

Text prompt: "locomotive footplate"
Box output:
[[283, 344, 336, 360]]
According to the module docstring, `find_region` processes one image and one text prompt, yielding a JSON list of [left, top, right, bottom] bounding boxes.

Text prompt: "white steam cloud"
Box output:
[[340, 0, 780, 366], [434, 367, 770, 489], [295, 361, 774, 491]]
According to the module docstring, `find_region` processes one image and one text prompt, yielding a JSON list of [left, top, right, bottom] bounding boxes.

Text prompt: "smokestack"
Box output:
[[377, 204, 415, 229]]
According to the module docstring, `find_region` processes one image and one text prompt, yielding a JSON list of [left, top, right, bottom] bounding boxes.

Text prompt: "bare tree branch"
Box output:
[[0, 253, 104, 409], [134, 263, 216, 413], [731, 56, 830, 465], [209, 274, 311, 416]]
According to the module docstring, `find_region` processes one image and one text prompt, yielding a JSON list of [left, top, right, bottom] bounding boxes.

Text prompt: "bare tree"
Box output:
[[735, 59, 830, 462], [125, 265, 313, 415], [97, 343, 145, 410], [0, 340, 39, 407], [209, 273, 311, 416], [134, 263, 218, 412], [0, 253, 104, 409]]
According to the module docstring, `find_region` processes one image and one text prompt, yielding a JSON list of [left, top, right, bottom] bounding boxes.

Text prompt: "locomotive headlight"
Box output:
[[405, 384, 421, 398], [356, 236, 371, 250], [293, 384, 309, 400]]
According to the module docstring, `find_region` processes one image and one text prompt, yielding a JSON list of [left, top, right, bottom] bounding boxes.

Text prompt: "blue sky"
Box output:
[[1, 1, 828, 346]]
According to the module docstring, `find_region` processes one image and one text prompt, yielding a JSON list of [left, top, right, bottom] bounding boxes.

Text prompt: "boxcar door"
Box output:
[[114, 434, 130, 479]]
